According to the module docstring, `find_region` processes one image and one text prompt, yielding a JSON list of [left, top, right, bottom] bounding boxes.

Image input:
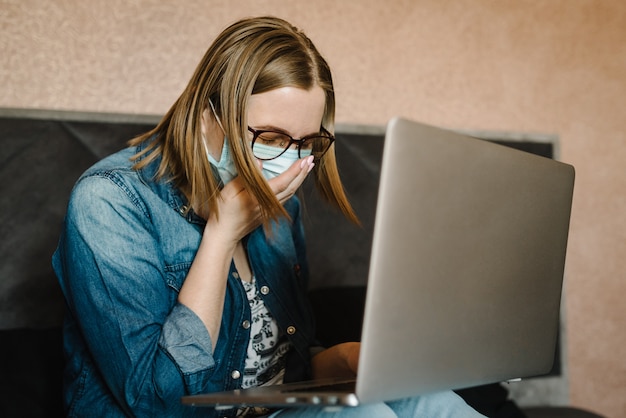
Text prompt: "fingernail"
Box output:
[[307, 162, 315, 173], [300, 156, 314, 169]]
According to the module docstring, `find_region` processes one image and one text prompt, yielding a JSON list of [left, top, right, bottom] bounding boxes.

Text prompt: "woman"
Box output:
[[53, 16, 484, 417]]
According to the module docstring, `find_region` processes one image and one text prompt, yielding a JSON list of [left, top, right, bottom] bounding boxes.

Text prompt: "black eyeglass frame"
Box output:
[[247, 126, 335, 161]]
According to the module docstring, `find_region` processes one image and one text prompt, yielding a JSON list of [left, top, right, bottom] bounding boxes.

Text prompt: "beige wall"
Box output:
[[2, 0, 625, 416]]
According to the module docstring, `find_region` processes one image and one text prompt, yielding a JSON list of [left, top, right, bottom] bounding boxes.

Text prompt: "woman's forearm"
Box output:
[[178, 223, 237, 350]]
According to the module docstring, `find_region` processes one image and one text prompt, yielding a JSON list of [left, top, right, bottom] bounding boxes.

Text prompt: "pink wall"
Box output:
[[2, 1, 625, 416]]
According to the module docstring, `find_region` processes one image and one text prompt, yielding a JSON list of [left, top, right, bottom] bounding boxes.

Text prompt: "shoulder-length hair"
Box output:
[[130, 16, 358, 225]]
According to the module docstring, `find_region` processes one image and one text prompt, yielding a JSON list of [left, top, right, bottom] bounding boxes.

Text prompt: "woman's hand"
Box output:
[[311, 342, 360, 380], [206, 176, 263, 245], [204, 155, 315, 245]]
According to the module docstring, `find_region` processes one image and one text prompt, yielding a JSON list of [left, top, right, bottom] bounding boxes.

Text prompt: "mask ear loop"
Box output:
[[202, 99, 225, 165], [204, 98, 227, 159], [208, 99, 226, 134], [203, 99, 232, 189]]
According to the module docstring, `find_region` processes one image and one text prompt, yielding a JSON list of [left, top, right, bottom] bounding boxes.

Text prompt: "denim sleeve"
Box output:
[[159, 303, 214, 373], [55, 173, 215, 413]]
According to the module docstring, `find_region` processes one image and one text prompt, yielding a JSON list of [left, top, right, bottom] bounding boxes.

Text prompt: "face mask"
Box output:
[[256, 144, 312, 179], [205, 99, 312, 182], [204, 99, 238, 186], [203, 138, 238, 185]]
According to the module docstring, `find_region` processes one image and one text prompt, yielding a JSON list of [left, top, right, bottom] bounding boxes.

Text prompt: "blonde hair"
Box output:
[[130, 16, 358, 225]]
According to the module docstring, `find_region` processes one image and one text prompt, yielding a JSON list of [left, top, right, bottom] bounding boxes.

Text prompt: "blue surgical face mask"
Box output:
[[203, 138, 238, 185], [204, 100, 238, 186], [255, 144, 312, 179], [205, 99, 312, 182]]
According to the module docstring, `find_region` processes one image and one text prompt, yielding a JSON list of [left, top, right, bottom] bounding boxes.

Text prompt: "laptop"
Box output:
[[181, 117, 575, 409]]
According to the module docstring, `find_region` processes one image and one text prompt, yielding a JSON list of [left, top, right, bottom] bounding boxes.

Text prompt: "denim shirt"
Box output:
[[52, 141, 317, 417]]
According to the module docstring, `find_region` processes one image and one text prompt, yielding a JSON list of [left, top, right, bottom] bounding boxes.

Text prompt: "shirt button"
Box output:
[[260, 286, 270, 295], [242, 320, 251, 329], [287, 326, 296, 335], [232, 271, 239, 279], [231, 370, 241, 379]]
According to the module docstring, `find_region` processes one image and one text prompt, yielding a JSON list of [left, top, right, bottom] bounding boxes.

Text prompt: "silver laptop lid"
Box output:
[[356, 117, 574, 403]]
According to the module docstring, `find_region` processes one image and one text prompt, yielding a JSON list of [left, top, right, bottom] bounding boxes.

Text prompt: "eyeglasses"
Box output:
[[248, 126, 335, 161]]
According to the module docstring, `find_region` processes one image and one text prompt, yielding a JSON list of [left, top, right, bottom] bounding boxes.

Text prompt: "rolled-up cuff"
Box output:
[[159, 303, 215, 374]]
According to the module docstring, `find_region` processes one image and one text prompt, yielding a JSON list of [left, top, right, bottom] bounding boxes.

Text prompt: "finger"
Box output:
[[270, 156, 314, 201], [274, 168, 309, 203], [279, 160, 312, 202], [268, 156, 314, 192]]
